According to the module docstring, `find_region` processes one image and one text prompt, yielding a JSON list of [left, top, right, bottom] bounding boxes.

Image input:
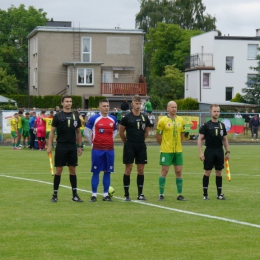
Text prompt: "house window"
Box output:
[[186, 74, 189, 90], [77, 68, 93, 85], [247, 74, 257, 87], [203, 73, 210, 88], [247, 44, 258, 59], [82, 37, 91, 62], [226, 87, 233, 101], [226, 57, 233, 71]]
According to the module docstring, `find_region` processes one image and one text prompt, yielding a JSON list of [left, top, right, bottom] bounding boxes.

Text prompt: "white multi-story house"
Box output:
[[184, 30, 260, 104]]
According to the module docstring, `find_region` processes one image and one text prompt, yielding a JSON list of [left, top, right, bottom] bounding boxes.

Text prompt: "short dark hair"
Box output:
[[61, 95, 72, 102], [99, 99, 109, 105], [132, 95, 141, 102]]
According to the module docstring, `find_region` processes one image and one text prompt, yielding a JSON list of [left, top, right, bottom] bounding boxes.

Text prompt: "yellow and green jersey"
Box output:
[[11, 117, 18, 132], [17, 116, 22, 129], [79, 115, 85, 130], [157, 115, 185, 153], [42, 117, 53, 132]]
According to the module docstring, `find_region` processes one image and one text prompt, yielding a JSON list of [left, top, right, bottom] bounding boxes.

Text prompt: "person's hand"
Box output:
[[47, 147, 52, 154], [77, 147, 82, 156], [199, 154, 205, 161]]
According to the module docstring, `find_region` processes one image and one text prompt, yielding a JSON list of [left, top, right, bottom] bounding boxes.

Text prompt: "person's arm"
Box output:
[[47, 126, 55, 154], [197, 133, 205, 161], [156, 133, 162, 145], [84, 127, 92, 144], [181, 132, 185, 141], [119, 125, 126, 143], [76, 127, 82, 156], [144, 127, 149, 139], [222, 135, 230, 159]]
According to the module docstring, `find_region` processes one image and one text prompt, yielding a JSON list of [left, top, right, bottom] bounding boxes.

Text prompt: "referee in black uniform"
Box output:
[[119, 95, 151, 201], [198, 104, 230, 200], [47, 95, 83, 202]]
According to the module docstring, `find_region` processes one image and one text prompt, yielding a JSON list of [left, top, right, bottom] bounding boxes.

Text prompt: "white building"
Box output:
[[184, 30, 260, 103]]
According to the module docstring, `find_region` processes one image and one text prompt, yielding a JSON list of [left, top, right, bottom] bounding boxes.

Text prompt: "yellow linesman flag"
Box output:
[[48, 153, 54, 176], [225, 158, 231, 181]]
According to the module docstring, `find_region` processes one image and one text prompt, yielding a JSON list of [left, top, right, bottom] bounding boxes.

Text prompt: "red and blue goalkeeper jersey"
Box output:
[[86, 113, 117, 150]]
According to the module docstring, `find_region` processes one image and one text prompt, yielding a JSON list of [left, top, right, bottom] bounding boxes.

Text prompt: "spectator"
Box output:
[[120, 99, 130, 113], [243, 111, 250, 135], [250, 114, 259, 140], [29, 112, 36, 149], [144, 98, 152, 114]]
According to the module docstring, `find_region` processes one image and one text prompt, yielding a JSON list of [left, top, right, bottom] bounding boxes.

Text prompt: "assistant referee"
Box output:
[[47, 95, 83, 203]]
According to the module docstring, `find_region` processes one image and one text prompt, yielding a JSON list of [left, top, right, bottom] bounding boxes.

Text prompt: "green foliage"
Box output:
[[0, 67, 18, 94], [176, 97, 199, 110], [242, 50, 260, 104], [0, 4, 48, 93], [150, 65, 184, 109], [88, 96, 107, 108], [2, 94, 82, 108], [136, 0, 217, 33], [230, 93, 245, 103], [0, 99, 18, 110]]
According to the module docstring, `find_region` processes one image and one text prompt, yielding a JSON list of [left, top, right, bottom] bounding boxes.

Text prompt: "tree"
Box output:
[[150, 65, 184, 109], [136, 0, 217, 33], [0, 4, 48, 93], [242, 49, 260, 104], [0, 67, 18, 94]]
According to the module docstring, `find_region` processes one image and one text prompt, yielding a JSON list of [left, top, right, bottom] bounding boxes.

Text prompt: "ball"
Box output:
[[108, 186, 115, 198]]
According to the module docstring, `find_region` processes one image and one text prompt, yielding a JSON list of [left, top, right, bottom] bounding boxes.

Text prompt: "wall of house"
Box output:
[[29, 29, 144, 99], [185, 31, 260, 103]]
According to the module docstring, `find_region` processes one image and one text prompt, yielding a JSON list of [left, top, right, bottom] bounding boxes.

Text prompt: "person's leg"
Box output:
[[203, 170, 212, 198], [159, 165, 169, 197], [51, 166, 63, 201], [137, 164, 145, 197], [103, 171, 111, 197], [123, 164, 132, 198]]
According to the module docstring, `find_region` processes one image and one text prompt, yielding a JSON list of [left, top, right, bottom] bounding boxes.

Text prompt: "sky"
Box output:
[[1, 0, 260, 37]]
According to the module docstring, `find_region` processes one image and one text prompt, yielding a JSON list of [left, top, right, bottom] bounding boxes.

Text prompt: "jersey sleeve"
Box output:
[[199, 123, 206, 135], [156, 117, 165, 134], [86, 115, 95, 130]]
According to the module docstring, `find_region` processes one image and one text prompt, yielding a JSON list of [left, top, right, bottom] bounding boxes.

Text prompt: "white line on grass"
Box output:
[[1, 174, 260, 229]]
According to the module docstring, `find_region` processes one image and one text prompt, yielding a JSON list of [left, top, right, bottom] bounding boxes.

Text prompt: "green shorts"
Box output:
[[22, 130, 30, 137], [81, 129, 84, 137], [18, 128, 23, 135], [46, 131, 50, 139], [11, 131, 18, 138], [159, 152, 183, 166]]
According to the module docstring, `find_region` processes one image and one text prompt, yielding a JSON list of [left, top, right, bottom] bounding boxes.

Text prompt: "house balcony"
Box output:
[[101, 83, 147, 96], [184, 53, 214, 70]]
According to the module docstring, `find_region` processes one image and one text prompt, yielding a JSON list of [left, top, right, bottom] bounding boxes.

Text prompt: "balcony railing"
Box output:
[[184, 53, 213, 70], [101, 83, 147, 95]]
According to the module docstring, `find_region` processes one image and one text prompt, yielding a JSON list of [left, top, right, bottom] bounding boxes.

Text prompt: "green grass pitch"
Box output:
[[0, 144, 260, 259]]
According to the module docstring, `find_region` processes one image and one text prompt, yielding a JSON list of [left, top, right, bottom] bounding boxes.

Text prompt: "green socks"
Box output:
[[176, 178, 183, 194], [159, 176, 166, 194]]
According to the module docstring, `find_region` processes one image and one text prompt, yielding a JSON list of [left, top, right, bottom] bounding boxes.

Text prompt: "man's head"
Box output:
[[167, 101, 177, 116], [131, 95, 142, 111], [210, 104, 220, 120], [99, 99, 109, 116], [61, 95, 72, 110]]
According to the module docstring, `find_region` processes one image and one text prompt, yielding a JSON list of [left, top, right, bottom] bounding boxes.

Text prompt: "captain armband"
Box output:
[[156, 130, 163, 135]]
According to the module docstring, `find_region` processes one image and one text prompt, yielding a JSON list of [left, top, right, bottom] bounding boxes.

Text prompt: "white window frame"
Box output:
[[247, 44, 258, 59], [82, 37, 92, 62], [77, 68, 94, 86], [226, 56, 234, 72], [203, 73, 210, 88]]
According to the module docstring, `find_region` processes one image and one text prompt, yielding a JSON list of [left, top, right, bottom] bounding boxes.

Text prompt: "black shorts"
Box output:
[[123, 141, 147, 164], [55, 143, 78, 167], [203, 147, 224, 171]]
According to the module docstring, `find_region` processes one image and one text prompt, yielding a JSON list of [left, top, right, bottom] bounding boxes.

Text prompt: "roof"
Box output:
[[28, 26, 145, 38], [0, 95, 16, 103], [199, 102, 257, 107]]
